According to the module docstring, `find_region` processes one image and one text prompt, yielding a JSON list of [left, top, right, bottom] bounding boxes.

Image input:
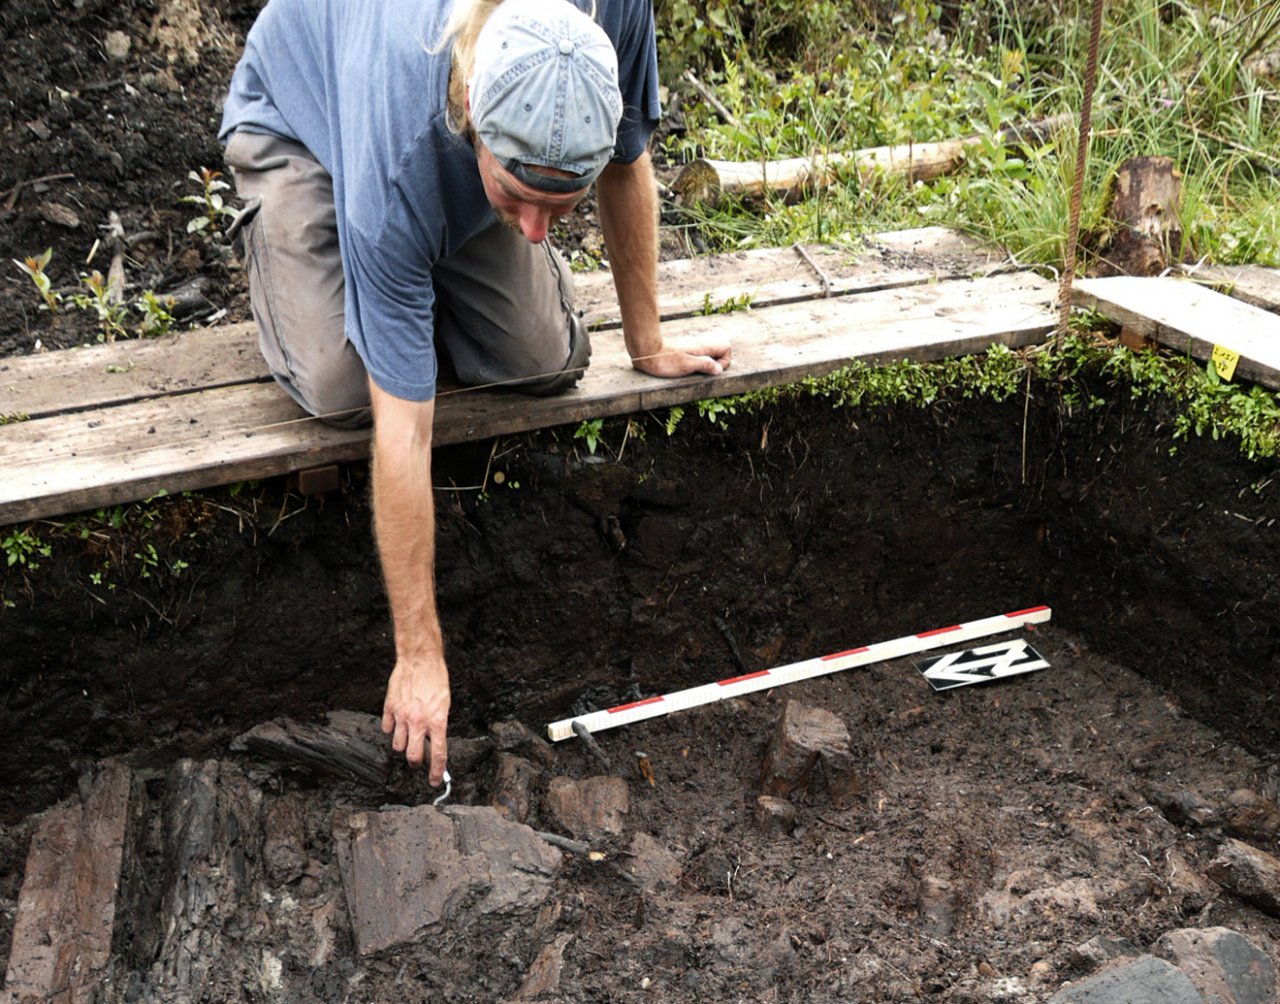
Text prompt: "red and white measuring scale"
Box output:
[[547, 605, 1052, 741]]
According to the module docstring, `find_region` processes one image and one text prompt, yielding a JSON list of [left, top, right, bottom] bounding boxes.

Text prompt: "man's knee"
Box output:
[[506, 312, 592, 397], [269, 348, 371, 427]]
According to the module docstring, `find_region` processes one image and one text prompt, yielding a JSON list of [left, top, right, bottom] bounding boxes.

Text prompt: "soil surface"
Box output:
[[3, 3, 1280, 1003]]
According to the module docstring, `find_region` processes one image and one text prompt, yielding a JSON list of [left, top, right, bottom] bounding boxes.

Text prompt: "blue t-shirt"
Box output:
[[220, 0, 660, 401]]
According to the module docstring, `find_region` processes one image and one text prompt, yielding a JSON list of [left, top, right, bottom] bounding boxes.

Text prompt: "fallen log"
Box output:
[[672, 114, 1074, 206]]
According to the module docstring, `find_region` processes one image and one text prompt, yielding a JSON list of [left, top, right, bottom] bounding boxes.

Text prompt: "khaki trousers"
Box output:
[[224, 130, 579, 428]]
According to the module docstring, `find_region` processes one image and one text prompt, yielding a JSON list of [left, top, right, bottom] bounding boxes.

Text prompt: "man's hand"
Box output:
[[630, 338, 733, 379], [597, 155, 734, 380], [382, 656, 450, 785]]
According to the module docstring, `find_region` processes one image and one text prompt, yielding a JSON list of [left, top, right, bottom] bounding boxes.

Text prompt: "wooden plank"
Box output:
[[0, 228, 1008, 420], [438, 271, 1057, 441], [0, 326, 270, 421], [1073, 276, 1280, 389], [0, 272, 1055, 523], [4, 761, 134, 1004], [578, 226, 1013, 323], [1179, 263, 1280, 314], [0, 384, 369, 522]]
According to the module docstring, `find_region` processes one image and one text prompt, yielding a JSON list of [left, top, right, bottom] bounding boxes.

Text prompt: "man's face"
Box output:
[[475, 142, 588, 244]]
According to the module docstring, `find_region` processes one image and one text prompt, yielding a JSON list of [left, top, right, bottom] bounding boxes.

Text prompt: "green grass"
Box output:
[[662, 0, 1280, 267]]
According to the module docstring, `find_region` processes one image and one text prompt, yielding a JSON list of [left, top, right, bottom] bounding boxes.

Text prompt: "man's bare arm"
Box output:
[[596, 151, 732, 377], [369, 380, 450, 785]]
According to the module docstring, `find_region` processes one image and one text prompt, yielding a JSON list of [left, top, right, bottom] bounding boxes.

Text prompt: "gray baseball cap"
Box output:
[[469, 0, 623, 193]]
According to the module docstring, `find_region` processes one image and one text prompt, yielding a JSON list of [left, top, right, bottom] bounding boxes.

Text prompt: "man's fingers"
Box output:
[[406, 719, 428, 767], [381, 706, 395, 735], [428, 730, 449, 787], [669, 343, 732, 377]]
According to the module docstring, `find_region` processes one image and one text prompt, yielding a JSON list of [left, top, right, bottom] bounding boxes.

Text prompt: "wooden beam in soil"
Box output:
[[109, 759, 267, 1000], [1072, 275, 1280, 390], [230, 711, 393, 788], [4, 760, 135, 1004]]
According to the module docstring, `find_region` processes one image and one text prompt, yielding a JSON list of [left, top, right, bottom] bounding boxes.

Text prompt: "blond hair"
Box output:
[[436, 0, 600, 136], [437, 0, 503, 135]]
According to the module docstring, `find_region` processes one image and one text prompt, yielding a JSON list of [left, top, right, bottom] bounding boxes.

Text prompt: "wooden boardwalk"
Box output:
[[0, 228, 1060, 525], [1073, 273, 1280, 388]]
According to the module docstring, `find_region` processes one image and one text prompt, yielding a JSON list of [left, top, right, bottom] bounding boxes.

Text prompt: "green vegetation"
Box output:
[[182, 167, 239, 235], [552, 338, 1276, 464], [3, 529, 50, 569], [574, 418, 605, 454], [658, 0, 1280, 267], [70, 270, 131, 343], [699, 290, 754, 315], [11, 248, 179, 343], [11, 248, 61, 313]]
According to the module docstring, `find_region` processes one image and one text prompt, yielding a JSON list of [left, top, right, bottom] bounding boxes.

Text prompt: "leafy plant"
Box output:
[[135, 290, 176, 337], [12, 248, 61, 313], [3, 530, 50, 569], [574, 418, 605, 454], [696, 396, 737, 427], [71, 270, 130, 342], [182, 167, 238, 235]]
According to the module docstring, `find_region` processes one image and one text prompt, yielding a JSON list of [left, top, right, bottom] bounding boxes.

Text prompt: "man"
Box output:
[[220, 0, 731, 786]]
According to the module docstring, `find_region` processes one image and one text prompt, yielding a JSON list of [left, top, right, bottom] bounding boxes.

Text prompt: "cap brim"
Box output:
[[504, 158, 599, 194]]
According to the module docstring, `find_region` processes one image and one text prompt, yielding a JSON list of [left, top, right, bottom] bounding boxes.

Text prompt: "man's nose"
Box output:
[[518, 204, 551, 244]]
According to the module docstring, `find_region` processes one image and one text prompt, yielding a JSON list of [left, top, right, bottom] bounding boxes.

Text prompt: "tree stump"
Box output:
[[1087, 155, 1184, 280]]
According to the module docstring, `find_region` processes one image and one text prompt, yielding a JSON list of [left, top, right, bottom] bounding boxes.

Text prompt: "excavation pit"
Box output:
[[2, 387, 1278, 1003]]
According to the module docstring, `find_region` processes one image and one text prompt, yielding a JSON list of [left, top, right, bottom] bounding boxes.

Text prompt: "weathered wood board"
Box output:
[[0, 229, 1005, 421], [0, 230, 1054, 525], [3, 761, 135, 1004], [0, 271, 1055, 523], [1072, 275, 1280, 389], [437, 271, 1057, 442], [1179, 263, 1280, 314]]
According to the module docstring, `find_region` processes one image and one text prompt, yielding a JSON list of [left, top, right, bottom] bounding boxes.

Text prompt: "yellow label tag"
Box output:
[[1212, 345, 1240, 382]]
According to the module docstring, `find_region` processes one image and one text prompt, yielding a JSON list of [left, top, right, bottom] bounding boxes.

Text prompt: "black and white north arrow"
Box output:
[[916, 639, 1049, 691]]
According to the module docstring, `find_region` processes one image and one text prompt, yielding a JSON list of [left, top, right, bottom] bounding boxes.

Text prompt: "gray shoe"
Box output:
[[512, 311, 592, 397]]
